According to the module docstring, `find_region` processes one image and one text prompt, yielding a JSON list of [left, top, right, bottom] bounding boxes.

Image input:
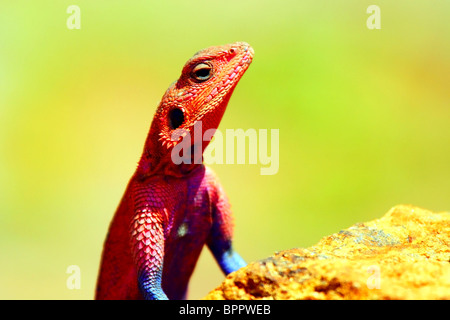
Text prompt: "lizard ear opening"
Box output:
[[168, 108, 185, 129]]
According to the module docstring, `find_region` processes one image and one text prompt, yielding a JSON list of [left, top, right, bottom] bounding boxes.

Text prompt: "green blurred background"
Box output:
[[0, 0, 449, 299]]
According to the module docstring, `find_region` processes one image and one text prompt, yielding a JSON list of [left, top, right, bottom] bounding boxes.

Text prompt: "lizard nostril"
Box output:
[[168, 108, 184, 129]]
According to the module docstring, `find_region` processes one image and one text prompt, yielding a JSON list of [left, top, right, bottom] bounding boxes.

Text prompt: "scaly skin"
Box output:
[[95, 42, 254, 300]]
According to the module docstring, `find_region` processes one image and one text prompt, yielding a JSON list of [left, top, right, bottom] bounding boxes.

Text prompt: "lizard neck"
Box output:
[[136, 126, 202, 179]]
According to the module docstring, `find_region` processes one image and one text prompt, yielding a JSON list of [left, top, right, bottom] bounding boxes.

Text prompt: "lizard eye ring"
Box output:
[[191, 63, 213, 82]]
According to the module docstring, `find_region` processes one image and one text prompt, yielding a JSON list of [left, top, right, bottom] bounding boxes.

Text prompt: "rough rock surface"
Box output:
[[204, 205, 450, 300]]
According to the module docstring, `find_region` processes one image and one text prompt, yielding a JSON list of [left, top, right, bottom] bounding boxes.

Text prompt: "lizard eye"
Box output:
[[191, 63, 212, 82], [168, 108, 184, 129]]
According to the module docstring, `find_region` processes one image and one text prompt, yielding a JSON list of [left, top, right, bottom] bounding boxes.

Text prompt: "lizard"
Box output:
[[95, 42, 254, 300]]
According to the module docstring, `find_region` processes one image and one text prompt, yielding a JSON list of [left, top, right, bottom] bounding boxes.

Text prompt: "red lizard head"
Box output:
[[137, 42, 254, 178]]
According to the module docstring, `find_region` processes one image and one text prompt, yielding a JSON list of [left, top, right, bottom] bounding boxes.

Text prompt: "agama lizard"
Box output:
[[96, 42, 254, 300]]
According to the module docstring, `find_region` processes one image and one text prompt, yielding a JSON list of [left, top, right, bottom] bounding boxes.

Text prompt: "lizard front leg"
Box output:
[[130, 195, 169, 300], [209, 239, 247, 275], [206, 172, 246, 275]]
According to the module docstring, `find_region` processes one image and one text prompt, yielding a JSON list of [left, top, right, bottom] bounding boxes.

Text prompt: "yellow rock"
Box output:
[[204, 205, 450, 300]]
